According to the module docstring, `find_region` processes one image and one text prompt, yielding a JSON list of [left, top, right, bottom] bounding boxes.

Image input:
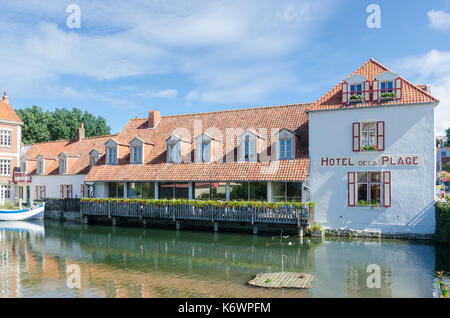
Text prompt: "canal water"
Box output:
[[0, 220, 448, 298]]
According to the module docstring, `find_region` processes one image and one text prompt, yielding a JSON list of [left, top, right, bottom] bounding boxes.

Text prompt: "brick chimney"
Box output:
[[77, 122, 85, 141], [148, 110, 160, 128], [2, 91, 9, 104]]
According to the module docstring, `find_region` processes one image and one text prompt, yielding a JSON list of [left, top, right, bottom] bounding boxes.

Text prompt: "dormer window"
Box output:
[[130, 138, 144, 164], [373, 71, 402, 101], [105, 140, 119, 165], [167, 135, 182, 163], [89, 150, 101, 169], [195, 133, 213, 163], [239, 130, 261, 163], [36, 156, 44, 175], [342, 75, 369, 104], [278, 129, 295, 160], [59, 157, 67, 174]]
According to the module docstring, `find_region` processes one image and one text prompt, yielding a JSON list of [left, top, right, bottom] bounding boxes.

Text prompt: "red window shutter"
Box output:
[[43, 186, 46, 199], [60, 185, 63, 198], [395, 78, 402, 100], [383, 171, 391, 207], [364, 80, 370, 102], [352, 122, 360, 152], [348, 172, 356, 207], [342, 83, 349, 104], [372, 80, 379, 101], [69, 185, 73, 198], [376, 121, 385, 151]]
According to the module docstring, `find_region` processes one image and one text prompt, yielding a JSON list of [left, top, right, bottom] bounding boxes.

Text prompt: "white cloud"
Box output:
[[395, 50, 450, 135], [136, 89, 178, 99], [427, 9, 450, 30], [0, 0, 333, 104]]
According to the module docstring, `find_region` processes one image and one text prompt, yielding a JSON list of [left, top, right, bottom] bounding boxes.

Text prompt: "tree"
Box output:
[[16, 106, 111, 144], [443, 163, 450, 173]]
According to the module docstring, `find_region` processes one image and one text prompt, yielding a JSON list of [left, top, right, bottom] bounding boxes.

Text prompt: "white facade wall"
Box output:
[[308, 103, 437, 235], [31, 174, 86, 199]]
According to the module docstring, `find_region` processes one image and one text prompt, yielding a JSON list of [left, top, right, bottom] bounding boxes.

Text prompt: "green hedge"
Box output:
[[435, 203, 450, 243], [81, 197, 315, 209]]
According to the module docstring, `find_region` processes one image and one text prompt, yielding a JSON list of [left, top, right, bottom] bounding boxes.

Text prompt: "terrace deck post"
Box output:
[[214, 222, 219, 232], [112, 217, 117, 226], [176, 221, 181, 231]]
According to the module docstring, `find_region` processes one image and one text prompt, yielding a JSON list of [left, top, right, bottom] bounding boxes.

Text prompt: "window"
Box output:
[[158, 182, 189, 199], [194, 182, 226, 200], [21, 162, 26, 172], [360, 122, 377, 149], [353, 121, 385, 152], [271, 182, 303, 202], [0, 130, 11, 146], [108, 182, 124, 198], [127, 182, 155, 199], [201, 142, 211, 163], [244, 136, 256, 162], [280, 139, 292, 160], [168, 142, 181, 163], [90, 156, 96, 168], [229, 182, 267, 201], [348, 171, 390, 207], [0, 159, 11, 176], [0, 185, 11, 200], [36, 185, 46, 200], [60, 184, 72, 199], [107, 147, 117, 164], [132, 145, 142, 164], [357, 172, 381, 205], [37, 158, 43, 174], [380, 81, 394, 93], [350, 83, 363, 96], [59, 157, 66, 174]]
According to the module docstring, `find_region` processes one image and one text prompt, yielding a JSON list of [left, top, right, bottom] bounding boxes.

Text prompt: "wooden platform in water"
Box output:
[[248, 272, 315, 289]]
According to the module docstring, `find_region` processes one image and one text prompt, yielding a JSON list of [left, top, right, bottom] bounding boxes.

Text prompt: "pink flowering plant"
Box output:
[[438, 171, 450, 183]]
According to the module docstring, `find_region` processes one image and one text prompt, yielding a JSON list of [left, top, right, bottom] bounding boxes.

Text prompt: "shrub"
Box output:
[[435, 203, 450, 243]]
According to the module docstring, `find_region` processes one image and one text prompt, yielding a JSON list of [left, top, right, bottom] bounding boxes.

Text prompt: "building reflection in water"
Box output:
[[0, 221, 444, 298]]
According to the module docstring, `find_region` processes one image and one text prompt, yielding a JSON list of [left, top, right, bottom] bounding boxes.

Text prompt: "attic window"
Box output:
[[349, 84, 364, 102], [380, 81, 394, 100], [131, 145, 143, 164], [59, 157, 67, 174], [107, 146, 117, 164]]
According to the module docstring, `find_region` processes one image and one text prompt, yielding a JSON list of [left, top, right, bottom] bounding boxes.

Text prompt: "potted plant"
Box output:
[[380, 92, 395, 101], [362, 145, 377, 151], [310, 222, 323, 237], [349, 94, 364, 103]]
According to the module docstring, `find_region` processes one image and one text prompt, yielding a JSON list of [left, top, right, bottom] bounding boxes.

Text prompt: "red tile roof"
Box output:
[[86, 104, 310, 182], [0, 99, 23, 123], [307, 58, 439, 112], [25, 134, 117, 175]]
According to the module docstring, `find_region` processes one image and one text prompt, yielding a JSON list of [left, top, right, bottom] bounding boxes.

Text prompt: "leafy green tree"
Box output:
[[17, 106, 111, 144], [443, 163, 450, 172]]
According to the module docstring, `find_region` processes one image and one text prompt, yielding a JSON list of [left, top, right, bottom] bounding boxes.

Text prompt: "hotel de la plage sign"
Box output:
[[320, 154, 423, 168]]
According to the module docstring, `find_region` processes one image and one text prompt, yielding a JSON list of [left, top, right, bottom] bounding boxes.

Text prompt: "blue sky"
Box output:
[[0, 0, 449, 134]]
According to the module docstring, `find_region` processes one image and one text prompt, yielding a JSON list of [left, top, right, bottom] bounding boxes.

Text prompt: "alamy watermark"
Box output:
[[66, 263, 81, 289], [367, 4, 381, 29], [66, 4, 81, 29]]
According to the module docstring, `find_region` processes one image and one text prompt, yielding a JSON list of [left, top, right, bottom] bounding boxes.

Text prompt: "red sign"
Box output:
[[13, 172, 32, 183]]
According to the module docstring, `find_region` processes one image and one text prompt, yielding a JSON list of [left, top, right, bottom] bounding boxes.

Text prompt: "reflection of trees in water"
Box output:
[[346, 264, 392, 298]]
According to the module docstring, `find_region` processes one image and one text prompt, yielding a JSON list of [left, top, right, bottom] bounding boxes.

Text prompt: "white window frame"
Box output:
[[277, 129, 295, 160], [105, 140, 118, 165], [356, 171, 382, 205], [0, 129, 12, 147], [239, 131, 258, 163], [0, 159, 11, 176], [360, 121, 377, 149], [167, 136, 182, 163], [130, 138, 144, 164], [195, 133, 212, 163], [59, 155, 67, 174]]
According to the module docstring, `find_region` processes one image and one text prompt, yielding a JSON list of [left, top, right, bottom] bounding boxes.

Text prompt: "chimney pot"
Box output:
[[77, 122, 85, 141], [148, 110, 160, 128], [2, 91, 9, 104]]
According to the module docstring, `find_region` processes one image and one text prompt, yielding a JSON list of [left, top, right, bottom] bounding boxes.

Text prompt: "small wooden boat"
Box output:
[[0, 203, 45, 221]]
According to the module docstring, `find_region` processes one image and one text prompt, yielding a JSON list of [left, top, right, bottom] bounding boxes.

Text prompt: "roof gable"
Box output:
[[307, 58, 439, 112]]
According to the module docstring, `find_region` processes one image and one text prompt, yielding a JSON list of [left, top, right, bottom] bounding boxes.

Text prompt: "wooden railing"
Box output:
[[80, 200, 314, 226]]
